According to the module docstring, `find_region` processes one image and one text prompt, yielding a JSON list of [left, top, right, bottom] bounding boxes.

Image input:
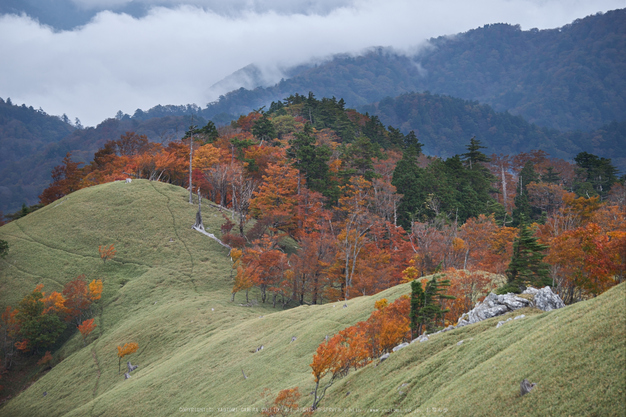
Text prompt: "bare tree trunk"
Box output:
[[501, 165, 508, 211], [193, 189, 204, 231], [189, 137, 193, 204]]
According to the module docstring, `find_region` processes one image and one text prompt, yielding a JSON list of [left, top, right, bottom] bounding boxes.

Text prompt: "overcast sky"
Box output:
[[0, 0, 623, 126]]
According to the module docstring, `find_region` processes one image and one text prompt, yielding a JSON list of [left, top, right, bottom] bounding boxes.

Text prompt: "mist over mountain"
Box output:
[[198, 9, 625, 132]]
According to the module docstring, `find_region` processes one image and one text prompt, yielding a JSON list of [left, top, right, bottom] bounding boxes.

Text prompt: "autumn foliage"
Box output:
[[117, 342, 139, 374], [0, 276, 103, 370], [310, 297, 410, 409], [37, 351, 53, 366], [99, 244, 116, 263], [78, 319, 97, 346], [261, 387, 302, 416], [32, 102, 624, 312]]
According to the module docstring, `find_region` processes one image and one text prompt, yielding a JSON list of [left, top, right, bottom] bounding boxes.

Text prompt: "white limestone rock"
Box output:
[[392, 342, 409, 352]]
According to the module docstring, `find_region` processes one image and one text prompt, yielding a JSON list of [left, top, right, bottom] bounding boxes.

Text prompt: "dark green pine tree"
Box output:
[[251, 113, 276, 145], [343, 136, 381, 181], [392, 132, 428, 228], [287, 123, 336, 201], [362, 114, 388, 149], [461, 136, 490, 170], [410, 279, 425, 339], [573, 151, 618, 200], [420, 275, 455, 332], [410, 275, 455, 338], [500, 220, 551, 294], [197, 121, 219, 144], [449, 138, 501, 222], [541, 166, 561, 184]]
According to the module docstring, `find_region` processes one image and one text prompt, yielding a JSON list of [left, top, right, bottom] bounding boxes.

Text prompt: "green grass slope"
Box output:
[[0, 180, 400, 416], [327, 283, 626, 416], [0, 180, 624, 416]]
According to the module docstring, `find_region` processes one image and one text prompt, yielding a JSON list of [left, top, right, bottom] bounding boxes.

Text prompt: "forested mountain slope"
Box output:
[[359, 92, 626, 171], [0, 99, 74, 215], [199, 9, 625, 132]]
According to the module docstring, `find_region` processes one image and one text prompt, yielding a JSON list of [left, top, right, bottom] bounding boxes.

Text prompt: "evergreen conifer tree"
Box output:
[[409, 279, 425, 339], [410, 275, 455, 337], [501, 220, 551, 293], [461, 136, 490, 170], [392, 131, 427, 228]]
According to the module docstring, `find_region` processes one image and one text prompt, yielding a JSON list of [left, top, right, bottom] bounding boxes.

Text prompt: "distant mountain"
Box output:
[[359, 92, 626, 172], [197, 9, 625, 132], [0, 98, 202, 214], [0, 98, 75, 214]]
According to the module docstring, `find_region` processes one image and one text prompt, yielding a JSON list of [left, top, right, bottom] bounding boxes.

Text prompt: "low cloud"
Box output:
[[0, 0, 623, 126]]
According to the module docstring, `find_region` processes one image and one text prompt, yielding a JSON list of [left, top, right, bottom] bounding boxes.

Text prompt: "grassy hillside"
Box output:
[[0, 180, 395, 415], [0, 180, 624, 416], [328, 282, 625, 416]]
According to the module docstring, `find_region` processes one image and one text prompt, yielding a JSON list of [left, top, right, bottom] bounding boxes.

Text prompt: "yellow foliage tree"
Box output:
[[117, 342, 138, 374], [88, 279, 103, 301]]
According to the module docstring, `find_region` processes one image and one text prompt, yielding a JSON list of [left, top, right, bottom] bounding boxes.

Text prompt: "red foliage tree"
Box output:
[[78, 318, 97, 346], [62, 275, 92, 325], [39, 152, 85, 204]]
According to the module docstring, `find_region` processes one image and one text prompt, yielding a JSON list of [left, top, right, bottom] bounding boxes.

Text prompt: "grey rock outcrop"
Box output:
[[392, 342, 409, 352], [522, 287, 565, 311], [456, 286, 564, 328]]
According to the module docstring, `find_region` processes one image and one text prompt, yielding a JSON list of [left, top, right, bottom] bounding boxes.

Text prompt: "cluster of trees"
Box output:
[[35, 95, 624, 311], [310, 296, 410, 409], [0, 276, 102, 370]]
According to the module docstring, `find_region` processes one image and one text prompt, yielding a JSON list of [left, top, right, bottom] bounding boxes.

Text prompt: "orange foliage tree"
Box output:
[[41, 291, 68, 316], [261, 387, 302, 417], [249, 160, 300, 236], [117, 342, 139, 374], [99, 244, 116, 263], [78, 318, 97, 346], [442, 269, 497, 324], [310, 333, 349, 410], [458, 214, 517, 274], [231, 248, 253, 303], [546, 222, 621, 303], [363, 296, 410, 357], [309, 296, 409, 410], [88, 279, 103, 301], [242, 235, 289, 306], [335, 176, 377, 300], [39, 152, 85, 205]]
